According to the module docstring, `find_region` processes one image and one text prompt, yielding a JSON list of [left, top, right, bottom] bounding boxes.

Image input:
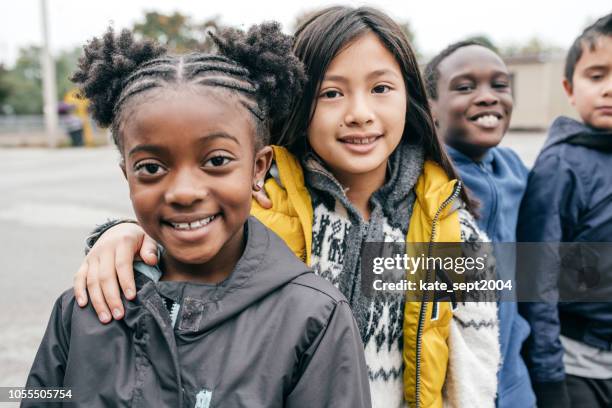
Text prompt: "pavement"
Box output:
[[0, 131, 547, 403], [0, 146, 133, 403]]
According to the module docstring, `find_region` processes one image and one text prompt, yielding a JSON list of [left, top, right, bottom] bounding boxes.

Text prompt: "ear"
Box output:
[[252, 146, 273, 189], [119, 160, 127, 180], [562, 78, 575, 106]]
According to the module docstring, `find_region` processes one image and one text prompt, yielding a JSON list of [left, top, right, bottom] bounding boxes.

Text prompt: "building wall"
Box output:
[[506, 57, 578, 130], [547, 60, 579, 123]]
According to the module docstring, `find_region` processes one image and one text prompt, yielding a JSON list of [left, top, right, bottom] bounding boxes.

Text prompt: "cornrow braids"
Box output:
[[424, 40, 492, 100], [71, 28, 167, 132], [210, 22, 306, 132], [72, 23, 305, 151]]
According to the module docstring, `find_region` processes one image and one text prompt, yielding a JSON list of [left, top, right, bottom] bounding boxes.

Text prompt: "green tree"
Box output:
[[1, 45, 81, 115], [1, 11, 227, 115], [0, 64, 12, 111], [4, 46, 43, 114], [55, 47, 81, 99]]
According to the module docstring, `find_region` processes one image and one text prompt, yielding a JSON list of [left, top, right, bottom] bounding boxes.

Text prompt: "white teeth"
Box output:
[[344, 136, 378, 144], [170, 215, 215, 230], [475, 115, 500, 128]]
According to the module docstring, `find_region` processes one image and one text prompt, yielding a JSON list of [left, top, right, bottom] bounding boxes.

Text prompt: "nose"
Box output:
[[344, 93, 375, 126], [164, 167, 207, 207], [603, 76, 612, 98], [474, 86, 499, 106]]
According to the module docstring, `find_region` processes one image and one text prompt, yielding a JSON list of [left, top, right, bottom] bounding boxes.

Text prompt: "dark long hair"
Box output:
[[272, 6, 473, 210]]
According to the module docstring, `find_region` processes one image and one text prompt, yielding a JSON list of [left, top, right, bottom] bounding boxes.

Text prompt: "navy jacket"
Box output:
[[447, 145, 535, 408], [517, 117, 612, 397]]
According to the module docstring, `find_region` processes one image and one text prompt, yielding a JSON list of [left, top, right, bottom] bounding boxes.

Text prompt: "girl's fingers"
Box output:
[[73, 260, 89, 307], [86, 258, 112, 323], [116, 243, 137, 300], [140, 233, 159, 266], [253, 188, 273, 209], [99, 251, 124, 320]]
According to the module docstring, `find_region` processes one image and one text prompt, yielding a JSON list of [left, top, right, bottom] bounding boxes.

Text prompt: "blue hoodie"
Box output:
[[447, 145, 535, 408], [517, 117, 612, 405]]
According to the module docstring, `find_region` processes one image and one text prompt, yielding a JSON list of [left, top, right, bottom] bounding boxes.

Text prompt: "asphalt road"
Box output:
[[0, 132, 547, 400], [0, 146, 133, 398]]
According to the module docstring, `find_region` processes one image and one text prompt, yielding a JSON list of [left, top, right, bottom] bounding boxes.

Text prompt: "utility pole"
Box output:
[[40, 0, 58, 147]]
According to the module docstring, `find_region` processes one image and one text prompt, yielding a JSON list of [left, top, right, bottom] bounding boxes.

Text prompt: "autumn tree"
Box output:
[[132, 11, 223, 53]]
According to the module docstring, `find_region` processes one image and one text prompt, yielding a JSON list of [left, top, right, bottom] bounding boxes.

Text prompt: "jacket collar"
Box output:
[[127, 217, 311, 334]]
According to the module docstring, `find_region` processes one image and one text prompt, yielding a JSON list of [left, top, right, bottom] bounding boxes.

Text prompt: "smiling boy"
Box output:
[[517, 13, 612, 408], [425, 42, 535, 408]]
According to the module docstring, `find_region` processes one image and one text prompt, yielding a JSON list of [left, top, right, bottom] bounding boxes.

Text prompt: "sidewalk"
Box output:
[[0, 132, 56, 148], [0, 131, 110, 148]]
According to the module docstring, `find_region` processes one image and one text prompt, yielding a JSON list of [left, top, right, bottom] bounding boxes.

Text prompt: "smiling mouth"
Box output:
[[338, 135, 381, 144], [164, 215, 217, 231], [469, 113, 503, 129]]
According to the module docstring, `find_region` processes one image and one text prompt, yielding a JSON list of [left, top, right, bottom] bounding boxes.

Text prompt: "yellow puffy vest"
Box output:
[[251, 146, 461, 407]]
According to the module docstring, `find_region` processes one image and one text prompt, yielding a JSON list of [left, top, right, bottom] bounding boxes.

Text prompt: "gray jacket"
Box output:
[[24, 217, 371, 407]]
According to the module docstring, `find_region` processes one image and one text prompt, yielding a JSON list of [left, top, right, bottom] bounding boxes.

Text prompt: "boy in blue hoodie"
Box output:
[[517, 13, 612, 408], [425, 41, 536, 408]]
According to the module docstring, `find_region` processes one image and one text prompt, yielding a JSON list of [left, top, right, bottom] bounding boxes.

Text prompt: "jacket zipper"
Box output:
[[413, 180, 462, 408]]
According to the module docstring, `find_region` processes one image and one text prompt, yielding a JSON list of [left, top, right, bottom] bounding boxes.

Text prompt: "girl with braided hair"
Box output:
[[23, 24, 370, 407], [74, 7, 501, 407]]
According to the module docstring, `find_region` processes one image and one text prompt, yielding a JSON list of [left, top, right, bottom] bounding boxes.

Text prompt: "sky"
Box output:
[[0, 0, 610, 67]]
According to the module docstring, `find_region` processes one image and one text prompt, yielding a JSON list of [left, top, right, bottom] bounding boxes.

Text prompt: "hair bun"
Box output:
[[71, 28, 167, 127], [211, 22, 306, 124]]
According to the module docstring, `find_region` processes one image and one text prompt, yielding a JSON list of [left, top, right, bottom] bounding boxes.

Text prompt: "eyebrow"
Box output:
[[198, 132, 241, 145], [367, 69, 401, 80], [583, 64, 608, 71], [323, 74, 348, 84], [128, 144, 166, 157], [323, 69, 401, 83], [127, 132, 241, 157]]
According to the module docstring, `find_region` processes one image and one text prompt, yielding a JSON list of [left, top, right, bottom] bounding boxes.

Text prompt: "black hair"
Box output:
[[565, 13, 612, 86], [424, 40, 493, 100], [72, 23, 305, 151], [272, 6, 474, 211]]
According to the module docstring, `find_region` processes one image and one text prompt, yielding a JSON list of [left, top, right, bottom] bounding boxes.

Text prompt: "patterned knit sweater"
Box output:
[[302, 143, 499, 408]]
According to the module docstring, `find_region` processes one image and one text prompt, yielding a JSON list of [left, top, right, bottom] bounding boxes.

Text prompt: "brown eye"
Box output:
[[372, 85, 390, 94], [456, 83, 474, 92], [204, 155, 232, 167], [320, 90, 342, 99], [144, 164, 160, 173], [134, 161, 167, 177]]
